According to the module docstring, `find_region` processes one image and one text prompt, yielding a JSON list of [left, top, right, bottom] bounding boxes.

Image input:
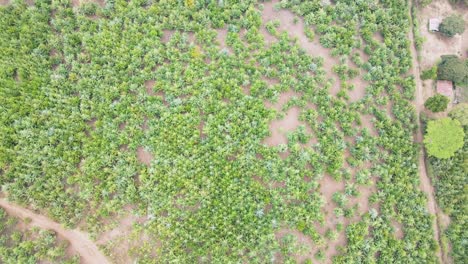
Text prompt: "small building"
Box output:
[[436, 80, 454, 99], [429, 18, 441, 32]]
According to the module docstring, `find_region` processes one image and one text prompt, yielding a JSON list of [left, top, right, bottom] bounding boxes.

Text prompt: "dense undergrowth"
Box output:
[[0, 0, 438, 262], [427, 121, 467, 263], [0, 208, 79, 263]]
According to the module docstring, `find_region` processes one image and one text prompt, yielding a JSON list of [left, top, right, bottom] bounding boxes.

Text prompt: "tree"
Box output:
[[439, 15, 466, 37], [424, 118, 465, 159], [424, 94, 449, 112], [437, 56, 468, 84], [449, 103, 468, 126]]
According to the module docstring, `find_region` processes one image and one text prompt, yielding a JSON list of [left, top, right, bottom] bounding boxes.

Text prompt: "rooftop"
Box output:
[[429, 18, 441, 31], [436, 80, 454, 98]]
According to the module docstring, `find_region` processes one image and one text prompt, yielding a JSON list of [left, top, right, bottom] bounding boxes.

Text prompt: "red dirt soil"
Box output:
[[136, 146, 153, 166]]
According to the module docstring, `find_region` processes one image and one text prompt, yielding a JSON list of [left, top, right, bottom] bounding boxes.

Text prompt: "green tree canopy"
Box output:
[[449, 103, 468, 126], [424, 94, 450, 112], [424, 117, 465, 158], [437, 56, 468, 85], [440, 15, 466, 37]]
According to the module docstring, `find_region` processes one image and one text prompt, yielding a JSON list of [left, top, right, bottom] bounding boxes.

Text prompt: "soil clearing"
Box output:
[[0, 198, 110, 264], [417, 0, 468, 69], [136, 146, 154, 166]]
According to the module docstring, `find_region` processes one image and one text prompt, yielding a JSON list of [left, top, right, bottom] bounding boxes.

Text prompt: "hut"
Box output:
[[429, 18, 441, 32], [436, 80, 454, 100]]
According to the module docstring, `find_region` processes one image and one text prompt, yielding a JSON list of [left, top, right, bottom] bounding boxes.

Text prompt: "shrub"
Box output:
[[424, 94, 450, 112], [424, 117, 465, 158], [421, 66, 437, 80], [449, 103, 468, 126], [415, 0, 433, 7], [440, 15, 465, 37]]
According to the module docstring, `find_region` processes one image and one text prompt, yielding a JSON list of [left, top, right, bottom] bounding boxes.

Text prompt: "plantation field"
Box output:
[[0, 0, 440, 263]]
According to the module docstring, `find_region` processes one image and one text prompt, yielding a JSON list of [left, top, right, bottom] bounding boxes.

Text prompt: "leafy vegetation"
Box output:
[[449, 0, 468, 6], [415, 0, 433, 8], [424, 118, 464, 159], [427, 109, 467, 263], [449, 103, 468, 126], [0, 208, 79, 263], [440, 14, 466, 37], [421, 65, 437, 80], [437, 55, 468, 85], [424, 94, 450, 112], [0, 0, 438, 262]]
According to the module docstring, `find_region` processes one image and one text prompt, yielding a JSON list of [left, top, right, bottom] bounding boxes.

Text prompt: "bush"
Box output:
[[424, 118, 465, 158], [416, 0, 433, 7], [421, 66, 437, 80], [440, 15, 465, 37], [449, 0, 468, 6], [437, 56, 468, 85], [449, 103, 468, 126], [424, 94, 450, 112]]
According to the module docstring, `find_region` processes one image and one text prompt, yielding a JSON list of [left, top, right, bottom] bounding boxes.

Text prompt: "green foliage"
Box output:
[[449, 103, 468, 126], [0, 208, 79, 263], [437, 56, 468, 85], [421, 66, 437, 80], [428, 129, 467, 263], [440, 15, 466, 37], [424, 118, 465, 158], [449, 0, 468, 6], [424, 94, 450, 112], [415, 0, 433, 7], [0, 0, 439, 262], [411, 6, 424, 51]]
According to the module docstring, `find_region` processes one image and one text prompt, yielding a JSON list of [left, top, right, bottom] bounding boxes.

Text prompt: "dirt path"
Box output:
[[0, 199, 110, 264], [408, 2, 444, 263]]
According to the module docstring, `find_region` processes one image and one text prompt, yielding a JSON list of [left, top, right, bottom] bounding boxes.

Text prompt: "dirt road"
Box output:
[[407, 2, 443, 263], [0, 199, 110, 264]]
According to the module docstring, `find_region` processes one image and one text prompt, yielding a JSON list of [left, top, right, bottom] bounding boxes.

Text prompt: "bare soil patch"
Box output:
[[72, 0, 105, 8], [264, 90, 300, 111], [264, 107, 302, 146], [0, 0, 9, 5], [347, 78, 369, 102], [359, 114, 378, 136], [136, 146, 153, 166], [144, 80, 156, 96], [118, 122, 126, 131], [392, 220, 404, 239], [216, 28, 232, 53], [161, 29, 175, 43], [348, 182, 376, 216], [263, 91, 306, 146], [417, 1, 468, 69]]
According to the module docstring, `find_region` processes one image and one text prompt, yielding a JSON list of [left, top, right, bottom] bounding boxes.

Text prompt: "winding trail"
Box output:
[[0, 199, 110, 264], [407, 2, 444, 263]]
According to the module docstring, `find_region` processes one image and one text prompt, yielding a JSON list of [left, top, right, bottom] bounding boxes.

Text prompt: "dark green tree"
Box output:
[[437, 56, 468, 84], [424, 94, 450, 112], [440, 15, 465, 37]]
